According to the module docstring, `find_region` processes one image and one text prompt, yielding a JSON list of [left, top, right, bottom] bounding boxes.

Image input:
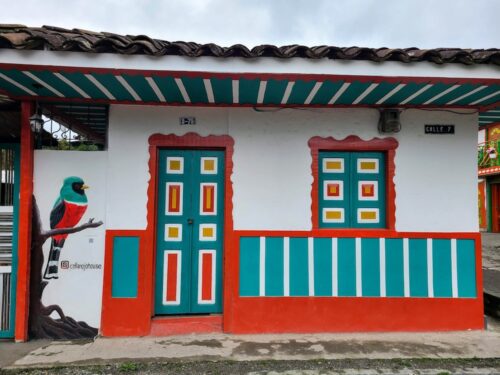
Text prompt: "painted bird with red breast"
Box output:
[[43, 176, 89, 280]]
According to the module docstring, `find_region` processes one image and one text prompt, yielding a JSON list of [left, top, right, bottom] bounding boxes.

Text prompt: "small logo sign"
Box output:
[[179, 117, 196, 126], [61, 260, 70, 269]]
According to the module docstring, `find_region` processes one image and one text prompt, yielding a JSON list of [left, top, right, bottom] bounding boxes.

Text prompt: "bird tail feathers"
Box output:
[[43, 238, 65, 280]]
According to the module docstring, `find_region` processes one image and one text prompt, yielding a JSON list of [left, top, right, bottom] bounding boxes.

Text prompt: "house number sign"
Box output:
[[424, 124, 455, 134]]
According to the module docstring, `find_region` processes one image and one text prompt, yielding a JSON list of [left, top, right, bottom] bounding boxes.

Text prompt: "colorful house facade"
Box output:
[[0, 26, 498, 341], [478, 117, 500, 231]]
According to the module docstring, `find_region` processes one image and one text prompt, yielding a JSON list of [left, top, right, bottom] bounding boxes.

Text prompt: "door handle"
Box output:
[[187, 218, 194, 225]]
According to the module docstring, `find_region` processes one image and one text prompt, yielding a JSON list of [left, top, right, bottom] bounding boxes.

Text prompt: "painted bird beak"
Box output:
[[82, 184, 90, 190]]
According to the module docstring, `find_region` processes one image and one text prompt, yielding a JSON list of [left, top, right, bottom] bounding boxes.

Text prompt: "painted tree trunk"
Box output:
[[28, 196, 102, 339]]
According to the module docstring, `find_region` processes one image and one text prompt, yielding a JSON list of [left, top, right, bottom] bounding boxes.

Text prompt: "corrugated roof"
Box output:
[[0, 25, 499, 66]]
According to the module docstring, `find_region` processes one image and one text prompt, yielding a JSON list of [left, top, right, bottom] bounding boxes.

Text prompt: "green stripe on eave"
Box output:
[[210, 78, 232, 104], [150, 76, 184, 103], [336, 81, 373, 105], [383, 82, 430, 106], [92, 74, 135, 101], [310, 81, 345, 105], [59, 72, 111, 100], [358, 82, 400, 105], [121, 74, 160, 102], [263, 79, 288, 105], [406, 82, 455, 105], [448, 85, 500, 106], [0, 71, 31, 96], [28, 70, 85, 98], [0, 70, 54, 97], [431, 83, 480, 106], [239, 78, 260, 104], [287, 80, 317, 104], [181, 77, 208, 104]]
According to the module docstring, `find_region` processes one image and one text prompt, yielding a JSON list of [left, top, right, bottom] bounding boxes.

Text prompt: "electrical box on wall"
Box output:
[[378, 109, 401, 133]]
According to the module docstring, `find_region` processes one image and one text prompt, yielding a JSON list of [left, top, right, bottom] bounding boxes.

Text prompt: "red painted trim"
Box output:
[[14, 101, 34, 342], [478, 181, 487, 230], [100, 229, 150, 337], [225, 230, 483, 333], [150, 315, 222, 336], [308, 135, 398, 230], [492, 184, 500, 233], [0, 62, 499, 85], [165, 253, 179, 302], [233, 229, 481, 239], [142, 133, 237, 338], [2, 93, 495, 111], [201, 253, 213, 302]]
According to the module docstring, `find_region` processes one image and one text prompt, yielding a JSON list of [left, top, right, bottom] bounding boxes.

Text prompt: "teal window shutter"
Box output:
[[318, 151, 386, 228]]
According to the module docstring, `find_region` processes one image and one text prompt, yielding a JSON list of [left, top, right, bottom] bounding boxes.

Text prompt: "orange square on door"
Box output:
[[204, 159, 215, 171], [326, 183, 340, 197], [361, 183, 375, 197]]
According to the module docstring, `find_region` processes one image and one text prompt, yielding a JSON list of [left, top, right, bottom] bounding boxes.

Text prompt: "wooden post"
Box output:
[[15, 101, 34, 342]]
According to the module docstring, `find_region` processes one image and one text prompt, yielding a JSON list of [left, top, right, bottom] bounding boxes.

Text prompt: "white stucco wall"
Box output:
[[106, 105, 478, 232], [34, 151, 107, 328]]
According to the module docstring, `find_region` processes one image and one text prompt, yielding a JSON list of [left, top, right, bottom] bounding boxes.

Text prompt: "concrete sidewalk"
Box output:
[[482, 233, 500, 297], [2, 317, 499, 370]]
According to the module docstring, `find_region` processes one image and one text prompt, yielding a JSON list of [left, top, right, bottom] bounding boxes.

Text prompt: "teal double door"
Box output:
[[155, 149, 224, 315]]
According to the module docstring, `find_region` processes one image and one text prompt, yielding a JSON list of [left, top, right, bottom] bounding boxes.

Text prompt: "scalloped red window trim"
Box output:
[[308, 135, 398, 230]]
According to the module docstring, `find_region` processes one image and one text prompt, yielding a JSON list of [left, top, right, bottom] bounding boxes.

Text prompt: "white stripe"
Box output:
[[145, 77, 166, 102], [427, 239, 434, 298], [174, 78, 191, 103], [116, 75, 141, 101], [48, 260, 59, 267], [451, 239, 458, 298], [328, 82, 350, 105], [353, 83, 379, 104], [331, 238, 338, 297], [446, 85, 487, 105], [376, 83, 406, 105], [257, 81, 267, 104], [304, 82, 322, 104], [470, 90, 500, 105], [403, 238, 410, 297], [0, 265, 12, 273], [232, 80, 239, 104], [379, 238, 386, 297], [283, 237, 290, 296], [486, 110, 500, 114], [85, 74, 116, 100], [423, 84, 461, 105], [281, 81, 295, 104], [355, 237, 362, 297], [203, 79, 215, 103], [259, 236, 265, 296], [0, 72, 37, 96], [399, 84, 433, 105], [308, 237, 314, 296], [480, 116, 500, 119], [54, 72, 90, 98], [23, 71, 64, 97]]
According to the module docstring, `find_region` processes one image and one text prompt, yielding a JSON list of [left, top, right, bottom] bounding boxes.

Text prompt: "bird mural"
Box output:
[[43, 176, 89, 280]]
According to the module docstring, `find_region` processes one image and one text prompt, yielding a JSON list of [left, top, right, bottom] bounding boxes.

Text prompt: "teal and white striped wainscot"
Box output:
[[238, 233, 480, 299]]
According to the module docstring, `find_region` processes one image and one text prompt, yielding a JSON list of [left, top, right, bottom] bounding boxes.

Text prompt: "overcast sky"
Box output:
[[1, 0, 499, 49]]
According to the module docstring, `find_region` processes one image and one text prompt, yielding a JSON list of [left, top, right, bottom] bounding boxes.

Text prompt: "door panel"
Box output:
[[155, 149, 224, 315]]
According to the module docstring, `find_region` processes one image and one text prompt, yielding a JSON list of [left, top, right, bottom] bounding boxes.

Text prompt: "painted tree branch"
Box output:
[[41, 218, 103, 242], [29, 195, 102, 340]]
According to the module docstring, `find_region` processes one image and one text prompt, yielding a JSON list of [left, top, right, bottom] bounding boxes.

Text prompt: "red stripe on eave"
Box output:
[[14, 101, 34, 342], [0, 62, 499, 85], [4, 94, 495, 111]]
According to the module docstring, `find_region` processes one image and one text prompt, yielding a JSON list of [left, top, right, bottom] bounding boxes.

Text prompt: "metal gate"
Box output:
[[0, 144, 19, 338]]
